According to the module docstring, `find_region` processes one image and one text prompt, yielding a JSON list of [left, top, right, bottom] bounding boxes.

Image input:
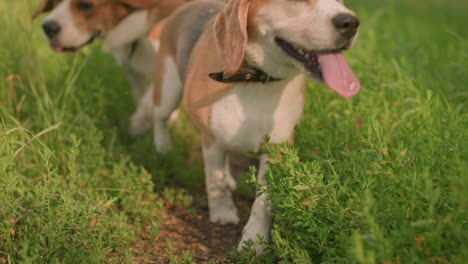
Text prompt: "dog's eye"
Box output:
[[76, 1, 94, 11]]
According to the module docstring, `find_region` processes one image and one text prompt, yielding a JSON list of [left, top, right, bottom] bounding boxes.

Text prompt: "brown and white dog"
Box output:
[[131, 0, 360, 254], [32, 0, 189, 102]]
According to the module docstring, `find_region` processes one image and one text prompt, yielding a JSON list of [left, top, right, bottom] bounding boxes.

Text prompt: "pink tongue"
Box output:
[[51, 43, 64, 53], [318, 52, 360, 98]]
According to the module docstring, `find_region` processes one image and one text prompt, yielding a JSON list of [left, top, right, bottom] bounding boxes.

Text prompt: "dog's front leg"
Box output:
[[126, 67, 148, 103], [203, 142, 239, 225], [238, 155, 272, 255]]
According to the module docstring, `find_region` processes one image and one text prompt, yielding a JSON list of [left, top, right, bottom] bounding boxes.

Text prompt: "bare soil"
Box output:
[[130, 152, 258, 263]]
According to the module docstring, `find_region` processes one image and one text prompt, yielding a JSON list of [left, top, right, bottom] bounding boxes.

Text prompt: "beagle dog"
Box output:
[[131, 0, 360, 254], [32, 0, 190, 102]]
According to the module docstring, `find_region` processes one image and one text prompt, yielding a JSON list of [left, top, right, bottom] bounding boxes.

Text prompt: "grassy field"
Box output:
[[0, 0, 467, 263]]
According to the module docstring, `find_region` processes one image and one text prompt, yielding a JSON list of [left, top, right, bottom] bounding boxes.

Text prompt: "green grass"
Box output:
[[1, 0, 467, 263]]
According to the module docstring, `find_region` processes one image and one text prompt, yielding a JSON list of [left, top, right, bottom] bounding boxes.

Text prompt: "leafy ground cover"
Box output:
[[0, 0, 466, 263]]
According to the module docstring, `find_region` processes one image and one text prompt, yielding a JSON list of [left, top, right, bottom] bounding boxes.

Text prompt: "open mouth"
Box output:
[[50, 32, 100, 53], [274, 37, 360, 98]]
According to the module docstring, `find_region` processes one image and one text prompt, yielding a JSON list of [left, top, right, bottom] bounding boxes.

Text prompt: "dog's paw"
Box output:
[[155, 140, 172, 154], [237, 238, 265, 256], [129, 112, 151, 136], [237, 218, 270, 255], [209, 206, 240, 225], [224, 171, 237, 191], [153, 130, 172, 154]]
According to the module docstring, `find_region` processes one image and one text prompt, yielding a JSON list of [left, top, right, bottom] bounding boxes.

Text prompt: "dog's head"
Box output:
[[32, 0, 166, 52], [214, 0, 361, 97]]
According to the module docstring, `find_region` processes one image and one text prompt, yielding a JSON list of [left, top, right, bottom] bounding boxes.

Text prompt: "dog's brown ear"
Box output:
[[214, 0, 250, 77], [119, 0, 162, 9], [32, 0, 56, 19]]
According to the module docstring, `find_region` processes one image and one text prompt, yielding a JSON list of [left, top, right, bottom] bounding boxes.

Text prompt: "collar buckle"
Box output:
[[208, 67, 282, 84]]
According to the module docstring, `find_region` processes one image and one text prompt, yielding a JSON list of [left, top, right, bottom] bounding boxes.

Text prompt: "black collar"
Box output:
[[208, 67, 282, 84]]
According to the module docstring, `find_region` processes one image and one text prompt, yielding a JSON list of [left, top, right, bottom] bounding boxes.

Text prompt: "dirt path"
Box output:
[[130, 195, 252, 263], [130, 153, 258, 263]]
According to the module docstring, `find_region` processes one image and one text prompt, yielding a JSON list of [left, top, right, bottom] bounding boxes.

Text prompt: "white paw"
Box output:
[[209, 205, 240, 225], [154, 138, 172, 154], [224, 171, 237, 191], [237, 218, 270, 255], [238, 239, 265, 256], [129, 112, 151, 136], [153, 128, 172, 154]]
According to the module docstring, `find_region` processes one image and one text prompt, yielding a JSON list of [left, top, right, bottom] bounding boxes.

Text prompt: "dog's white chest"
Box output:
[[210, 75, 305, 152]]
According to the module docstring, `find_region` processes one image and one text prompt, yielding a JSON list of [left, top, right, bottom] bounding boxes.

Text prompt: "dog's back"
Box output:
[[160, 0, 224, 81]]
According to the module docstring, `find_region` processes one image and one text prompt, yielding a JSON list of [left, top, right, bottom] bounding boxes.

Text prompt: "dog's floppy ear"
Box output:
[[118, 0, 162, 9], [214, 0, 251, 77], [32, 0, 56, 19]]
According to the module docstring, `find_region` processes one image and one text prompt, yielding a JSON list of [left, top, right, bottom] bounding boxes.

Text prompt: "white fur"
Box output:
[[238, 155, 271, 254], [203, 143, 240, 225], [102, 10, 150, 52], [151, 56, 183, 153], [45, 0, 91, 47], [129, 55, 182, 138], [245, 0, 357, 82], [207, 73, 304, 252], [130, 82, 180, 137], [257, 0, 353, 52], [210, 75, 305, 152]]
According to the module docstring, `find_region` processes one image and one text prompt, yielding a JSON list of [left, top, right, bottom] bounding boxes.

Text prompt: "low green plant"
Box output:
[[164, 239, 195, 264], [0, 0, 466, 263], [162, 188, 193, 210]]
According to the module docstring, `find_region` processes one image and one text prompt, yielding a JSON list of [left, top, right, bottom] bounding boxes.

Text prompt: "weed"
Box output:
[[162, 188, 193, 210]]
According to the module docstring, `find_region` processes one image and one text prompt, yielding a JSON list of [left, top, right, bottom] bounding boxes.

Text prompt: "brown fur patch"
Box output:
[[184, 19, 247, 149], [119, 0, 162, 8], [149, 0, 191, 20], [148, 18, 166, 42], [66, 0, 190, 35], [32, 0, 62, 19], [213, 0, 251, 77], [69, 0, 132, 34], [151, 44, 170, 106]]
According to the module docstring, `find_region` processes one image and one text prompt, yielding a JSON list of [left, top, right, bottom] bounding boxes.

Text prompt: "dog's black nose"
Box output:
[[42, 20, 61, 38], [333, 14, 360, 38]]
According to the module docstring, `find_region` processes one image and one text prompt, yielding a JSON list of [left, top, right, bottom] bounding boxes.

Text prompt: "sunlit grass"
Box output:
[[0, 0, 466, 263]]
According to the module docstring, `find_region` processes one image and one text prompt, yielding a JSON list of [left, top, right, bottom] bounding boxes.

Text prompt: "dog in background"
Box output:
[[131, 0, 360, 254], [32, 0, 190, 102]]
